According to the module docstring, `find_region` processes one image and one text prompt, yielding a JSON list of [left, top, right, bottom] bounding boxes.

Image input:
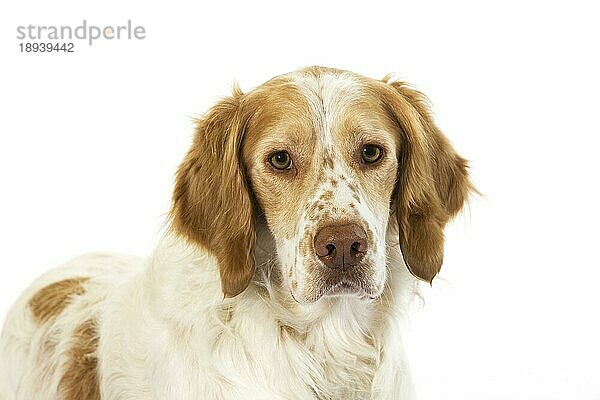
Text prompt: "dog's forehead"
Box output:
[[287, 69, 363, 149], [287, 69, 364, 120], [247, 68, 391, 152]]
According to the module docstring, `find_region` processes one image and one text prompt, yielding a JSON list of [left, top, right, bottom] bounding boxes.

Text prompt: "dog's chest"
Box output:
[[191, 315, 380, 399]]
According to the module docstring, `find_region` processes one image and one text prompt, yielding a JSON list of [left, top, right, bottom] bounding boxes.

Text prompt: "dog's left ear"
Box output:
[[170, 86, 256, 298], [380, 78, 474, 283]]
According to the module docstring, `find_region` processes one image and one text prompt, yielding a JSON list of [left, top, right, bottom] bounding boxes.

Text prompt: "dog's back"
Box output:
[[0, 253, 142, 400]]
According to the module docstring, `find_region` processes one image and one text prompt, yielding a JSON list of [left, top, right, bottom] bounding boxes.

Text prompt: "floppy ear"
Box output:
[[380, 78, 473, 283], [170, 86, 256, 298]]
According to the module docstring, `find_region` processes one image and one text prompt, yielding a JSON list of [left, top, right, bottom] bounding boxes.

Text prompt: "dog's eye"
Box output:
[[269, 151, 292, 170], [361, 144, 383, 164]]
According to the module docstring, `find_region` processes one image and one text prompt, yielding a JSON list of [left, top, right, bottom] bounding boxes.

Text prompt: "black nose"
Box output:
[[314, 223, 368, 270]]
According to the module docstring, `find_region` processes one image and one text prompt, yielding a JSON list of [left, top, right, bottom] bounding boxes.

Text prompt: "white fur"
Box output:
[[289, 70, 362, 153]]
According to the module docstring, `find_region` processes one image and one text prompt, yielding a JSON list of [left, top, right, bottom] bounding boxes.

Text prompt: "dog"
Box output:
[[0, 66, 473, 399]]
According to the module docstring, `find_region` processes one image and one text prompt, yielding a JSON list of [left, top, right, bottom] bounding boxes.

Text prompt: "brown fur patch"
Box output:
[[59, 319, 100, 400], [319, 191, 334, 201], [29, 278, 88, 323]]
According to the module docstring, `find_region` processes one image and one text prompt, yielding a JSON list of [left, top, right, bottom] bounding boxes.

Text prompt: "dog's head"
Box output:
[[171, 66, 472, 302]]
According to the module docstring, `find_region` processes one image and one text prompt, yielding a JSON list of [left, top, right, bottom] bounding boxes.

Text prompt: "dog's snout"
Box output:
[[314, 223, 367, 269]]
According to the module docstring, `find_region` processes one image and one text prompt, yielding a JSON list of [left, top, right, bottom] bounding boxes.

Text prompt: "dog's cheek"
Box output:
[[293, 225, 313, 283], [275, 225, 311, 296], [276, 238, 297, 283]]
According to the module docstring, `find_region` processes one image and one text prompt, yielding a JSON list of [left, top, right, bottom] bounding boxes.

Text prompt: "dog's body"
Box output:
[[0, 66, 472, 399]]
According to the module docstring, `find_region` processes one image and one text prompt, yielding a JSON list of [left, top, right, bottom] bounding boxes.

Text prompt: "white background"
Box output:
[[1, 1, 599, 399]]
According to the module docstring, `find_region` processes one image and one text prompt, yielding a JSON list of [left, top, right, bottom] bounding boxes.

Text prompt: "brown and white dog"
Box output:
[[0, 66, 473, 399]]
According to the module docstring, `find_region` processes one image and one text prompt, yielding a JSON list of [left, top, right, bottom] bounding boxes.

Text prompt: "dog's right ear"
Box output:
[[170, 86, 256, 298]]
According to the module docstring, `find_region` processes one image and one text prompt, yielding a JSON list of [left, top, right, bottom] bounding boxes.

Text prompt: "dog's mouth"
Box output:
[[319, 269, 377, 300], [292, 276, 379, 303], [288, 254, 383, 303], [322, 280, 365, 297]]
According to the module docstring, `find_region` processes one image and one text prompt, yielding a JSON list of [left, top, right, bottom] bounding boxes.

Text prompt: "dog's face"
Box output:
[[171, 66, 472, 302], [242, 74, 399, 302]]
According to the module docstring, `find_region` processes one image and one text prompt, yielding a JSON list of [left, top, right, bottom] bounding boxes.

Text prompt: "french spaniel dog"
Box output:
[[0, 66, 473, 399]]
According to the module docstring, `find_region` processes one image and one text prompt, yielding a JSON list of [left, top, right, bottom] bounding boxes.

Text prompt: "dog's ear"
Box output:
[[380, 78, 473, 283], [171, 86, 255, 298]]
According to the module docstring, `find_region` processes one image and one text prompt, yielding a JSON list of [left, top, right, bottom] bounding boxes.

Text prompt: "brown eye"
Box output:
[[361, 144, 383, 164], [269, 151, 292, 170]]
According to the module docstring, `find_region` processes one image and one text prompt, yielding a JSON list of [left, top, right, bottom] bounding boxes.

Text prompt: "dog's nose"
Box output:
[[314, 223, 368, 270]]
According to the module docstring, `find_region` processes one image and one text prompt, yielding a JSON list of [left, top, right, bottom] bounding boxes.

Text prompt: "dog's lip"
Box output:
[[322, 279, 368, 297], [297, 277, 380, 303]]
